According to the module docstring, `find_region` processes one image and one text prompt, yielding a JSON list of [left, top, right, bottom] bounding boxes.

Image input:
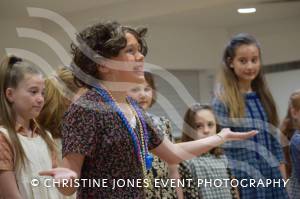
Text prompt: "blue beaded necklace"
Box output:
[[93, 85, 153, 175]]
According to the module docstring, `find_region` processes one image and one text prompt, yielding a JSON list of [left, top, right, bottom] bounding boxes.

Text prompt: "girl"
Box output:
[[127, 71, 179, 198], [38, 67, 81, 156], [0, 56, 60, 199], [39, 21, 257, 199], [211, 33, 288, 198], [37, 67, 82, 199], [282, 90, 300, 199], [179, 104, 239, 199]]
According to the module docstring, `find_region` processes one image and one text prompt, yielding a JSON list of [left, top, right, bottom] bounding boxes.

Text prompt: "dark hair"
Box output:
[[218, 33, 279, 127], [223, 33, 262, 67], [144, 71, 157, 107], [181, 103, 223, 157], [70, 21, 148, 88]]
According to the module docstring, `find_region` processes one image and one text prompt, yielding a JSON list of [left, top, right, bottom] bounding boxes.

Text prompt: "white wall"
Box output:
[[1, 12, 299, 71], [0, 18, 68, 73], [0, 18, 42, 57], [266, 69, 300, 121], [228, 17, 300, 65], [143, 25, 229, 70]]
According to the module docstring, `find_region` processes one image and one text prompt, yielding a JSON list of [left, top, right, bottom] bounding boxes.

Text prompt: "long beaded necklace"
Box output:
[[127, 97, 153, 170], [93, 85, 153, 176]]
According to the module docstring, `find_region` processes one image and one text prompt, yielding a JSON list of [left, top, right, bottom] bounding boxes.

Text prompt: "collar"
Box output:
[[15, 120, 40, 136]]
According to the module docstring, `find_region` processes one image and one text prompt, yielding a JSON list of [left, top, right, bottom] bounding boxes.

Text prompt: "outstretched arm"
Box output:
[[152, 128, 257, 164]]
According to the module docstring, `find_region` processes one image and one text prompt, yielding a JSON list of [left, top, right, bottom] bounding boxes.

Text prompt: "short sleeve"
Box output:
[[161, 117, 174, 142], [0, 133, 14, 171], [149, 114, 174, 142], [62, 102, 98, 158], [144, 113, 164, 151]]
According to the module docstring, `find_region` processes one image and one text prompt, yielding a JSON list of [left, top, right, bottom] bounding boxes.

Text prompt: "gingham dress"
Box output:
[[287, 131, 300, 199], [179, 153, 235, 199], [212, 92, 289, 199]]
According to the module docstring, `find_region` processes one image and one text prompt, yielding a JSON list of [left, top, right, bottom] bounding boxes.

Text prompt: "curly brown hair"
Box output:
[[70, 21, 148, 88]]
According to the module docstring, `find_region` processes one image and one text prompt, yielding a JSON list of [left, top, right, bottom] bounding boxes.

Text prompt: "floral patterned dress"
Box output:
[[62, 90, 164, 199], [145, 113, 178, 199]]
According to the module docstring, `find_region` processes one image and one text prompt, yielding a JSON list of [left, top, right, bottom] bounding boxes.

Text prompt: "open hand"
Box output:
[[218, 128, 258, 141], [39, 167, 77, 181]]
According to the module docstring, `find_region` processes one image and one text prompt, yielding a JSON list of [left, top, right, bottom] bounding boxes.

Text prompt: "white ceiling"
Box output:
[[1, 0, 300, 28], [1, 0, 299, 70], [135, 1, 300, 28], [0, 0, 124, 18]]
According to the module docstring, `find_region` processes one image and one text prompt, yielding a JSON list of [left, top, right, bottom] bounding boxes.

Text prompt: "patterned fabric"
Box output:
[[287, 130, 300, 199], [211, 92, 288, 199], [179, 153, 235, 199], [145, 113, 177, 199], [0, 133, 14, 170], [62, 89, 164, 199]]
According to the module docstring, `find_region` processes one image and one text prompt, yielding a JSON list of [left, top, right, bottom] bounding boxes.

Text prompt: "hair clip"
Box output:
[[8, 56, 22, 67]]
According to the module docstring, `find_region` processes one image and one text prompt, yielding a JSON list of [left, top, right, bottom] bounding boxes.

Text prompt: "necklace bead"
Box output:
[[93, 85, 152, 176]]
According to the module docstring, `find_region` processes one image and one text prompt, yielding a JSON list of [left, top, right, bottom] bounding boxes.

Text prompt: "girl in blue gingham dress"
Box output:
[[211, 33, 289, 199]]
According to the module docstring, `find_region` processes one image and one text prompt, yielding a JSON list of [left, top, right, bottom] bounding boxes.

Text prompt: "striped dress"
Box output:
[[212, 92, 288, 199]]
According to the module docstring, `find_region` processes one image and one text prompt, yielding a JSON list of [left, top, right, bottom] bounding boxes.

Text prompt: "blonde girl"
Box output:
[[38, 67, 81, 151], [37, 67, 81, 199], [0, 56, 59, 199]]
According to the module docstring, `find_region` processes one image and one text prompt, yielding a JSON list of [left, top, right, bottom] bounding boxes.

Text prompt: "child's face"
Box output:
[[194, 109, 217, 140], [291, 107, 300, 128], [127, 81, 153, 110], [7, 74, 45, 120], [101, 33, 145, 84], [230, 44, 261, 84]]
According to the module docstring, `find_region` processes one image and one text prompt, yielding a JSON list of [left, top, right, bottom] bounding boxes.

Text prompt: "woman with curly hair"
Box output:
[[40, 21, 257, 199]]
